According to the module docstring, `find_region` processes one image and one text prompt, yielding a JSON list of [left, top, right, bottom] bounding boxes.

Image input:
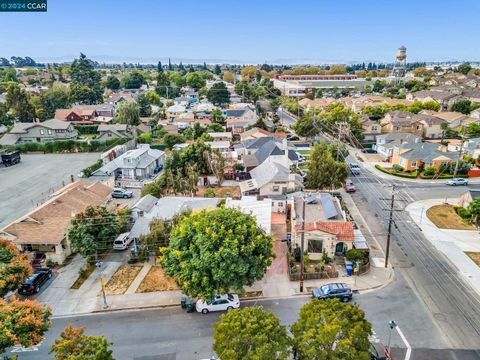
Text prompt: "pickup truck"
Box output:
[[1, 151, 21, 167]]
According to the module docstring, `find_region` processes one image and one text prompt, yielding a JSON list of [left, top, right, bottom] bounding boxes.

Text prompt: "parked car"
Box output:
[[344, 179, 356, 193], [362, 148, 377, 154], [19, 268, 52, 295], [195, 294, 240, 314], [287, 135, 300, 141], [312, 283, 353, 302], [370, 341, 390, 360], [113, 232, 133, 250], [1, 151, 21, 166], [446, 178, 468, 186], [349, 163, 361, 175], [111, 188, 133, 199]]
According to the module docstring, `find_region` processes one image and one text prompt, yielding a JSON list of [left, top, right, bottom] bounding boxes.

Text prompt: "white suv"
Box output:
[[195, 294, 240, 314]]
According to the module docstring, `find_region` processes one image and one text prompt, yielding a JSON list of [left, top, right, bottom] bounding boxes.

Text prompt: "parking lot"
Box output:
[[0, 153, 100, 227]]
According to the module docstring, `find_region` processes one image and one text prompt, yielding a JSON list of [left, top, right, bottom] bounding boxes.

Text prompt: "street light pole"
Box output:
[[387, 320, 397, 359], [384, 185, 395, 268], [300, 195, 306, 293]]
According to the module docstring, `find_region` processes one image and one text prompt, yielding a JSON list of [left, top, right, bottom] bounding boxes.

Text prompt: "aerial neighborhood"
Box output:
[[2, 5, 480, 358]]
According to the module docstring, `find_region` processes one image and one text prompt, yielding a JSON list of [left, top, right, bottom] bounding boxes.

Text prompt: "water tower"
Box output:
[[391, 45, 407, 79]]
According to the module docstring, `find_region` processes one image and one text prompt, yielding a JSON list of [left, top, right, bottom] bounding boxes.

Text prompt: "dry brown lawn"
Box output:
[[466, 252, 480, 267], [104, 264, 142, 295], [426, 205, 475, 230], [136, 266, 180, 293], [195, 186, 241, 198]]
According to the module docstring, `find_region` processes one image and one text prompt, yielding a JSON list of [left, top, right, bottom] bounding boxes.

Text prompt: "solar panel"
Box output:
[[320, 193, 338, 220]]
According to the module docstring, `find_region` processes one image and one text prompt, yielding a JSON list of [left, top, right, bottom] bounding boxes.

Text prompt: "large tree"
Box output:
[[306, 142, 349, 190], [161, 208, 273, 298], [451, 99, 472, 115], [213, 307, 291, 360], [114, 102, 140, 126], [5, 83, 36, 122], [185, 72, 206, 91], [122, 70, 145, 89], [207, 82, 230, 106], [50, 325, 114, 360], [105, 75, 120, 90], [291, 299, 372, 360], [136, 93, 151, 117], [0, 238, 32, 297], [37, 84, 71, 120], [68, 206, 119, 261], [0, 297, 51, 354], [69, 53, 102, 104], [155, 71, 170, 97]]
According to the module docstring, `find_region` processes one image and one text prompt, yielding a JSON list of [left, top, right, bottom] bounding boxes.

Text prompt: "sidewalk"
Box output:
[[406, 199, 480, 296]]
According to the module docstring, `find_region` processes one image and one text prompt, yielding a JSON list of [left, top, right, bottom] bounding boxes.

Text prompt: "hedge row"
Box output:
[[82, 159, 104, 177], [1, 138, 129, 154], [419, 172, 468, 179], [374, 164, 418, 178]]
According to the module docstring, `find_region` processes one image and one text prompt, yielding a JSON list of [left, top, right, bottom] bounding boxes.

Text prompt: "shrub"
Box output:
[[345, 248, 364, 262], [392, 164, 404, 172], [204, 188, 215, 198], [454, 206, 471, 220], [424, 166, 436, 176], [82, 159, 103, 177]]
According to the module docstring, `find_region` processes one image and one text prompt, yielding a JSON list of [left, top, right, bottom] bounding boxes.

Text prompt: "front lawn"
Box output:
[[466, 252, 480, 267], [375, 164, 418, 178], [136, 266, 179, 293], [426, 204, 475, 230], [104, 264, 142, 295]]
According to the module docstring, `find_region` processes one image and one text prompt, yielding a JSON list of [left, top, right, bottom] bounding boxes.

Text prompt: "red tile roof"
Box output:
[[296, 221, 355, 241]]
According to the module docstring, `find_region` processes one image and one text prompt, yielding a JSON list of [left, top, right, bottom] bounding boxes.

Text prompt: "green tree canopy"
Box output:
[[457, 62, 472, 75], [213, 307, 291, 360], [68, 206, 120, 261], [161, 208, 273, 298], [136, 93, 152, 117], [306, 142, 349, 190], [50, 325, 114, 360], [468, 198, 480, 225], [451, 99, 472, 115], [207, 82, 230, 106], [0, 238, 32, 297], [122, 70, 145, 89], [37, 84, 71, 120], [185, 72, 206, 91], [291, 299, 372, 360], [114, 102, 140, 126], [5, 83, 36, 122], [70, 53, 102, 104], [105, 75, 120, 90], [0, 297, 51, 353]]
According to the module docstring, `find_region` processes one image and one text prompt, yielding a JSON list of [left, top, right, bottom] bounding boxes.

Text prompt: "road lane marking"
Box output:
[[396, 326, 411, 360]]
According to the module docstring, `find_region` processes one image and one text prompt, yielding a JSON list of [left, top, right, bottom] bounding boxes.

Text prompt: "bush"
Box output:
[[374, 164, 417, 178], [392, 164, 404, 172], [424, 166, 436, 176], [345, 248, 364, 262], [204, 188, 215, 198], [82, 159, 103, 177], [455, 206, 472, 220]]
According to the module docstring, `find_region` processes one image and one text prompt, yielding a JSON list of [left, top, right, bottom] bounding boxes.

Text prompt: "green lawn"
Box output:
[[297, 149, 311, 155]]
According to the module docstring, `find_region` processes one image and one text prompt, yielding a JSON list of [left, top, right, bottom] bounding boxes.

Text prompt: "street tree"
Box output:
[[223, 71, 235, 83], [114, 102, 140, 125], [105, 75, 120, 90], [185, 72, 206, 91], [451, 99, 472, 115], [207, 82, 230, 106], [155, 71, 170, 97], [306, 142, 349, 190], [68, 206, 119, 261], [0, 297, 51, 354], [50, 325, 114, 360], [0, 238, 32, 297], [240, 66, 258, 81], [213, 64, 222, 75], [145, 91, 162, 106], [213, 307, 291, 360], [291, 299, 372, 360], [161, 208, 273, 298], [70, 53, 102, 104]]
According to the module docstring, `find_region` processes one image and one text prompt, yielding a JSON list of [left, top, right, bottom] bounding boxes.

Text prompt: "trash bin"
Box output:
[[345, 260, 353, 276], [180, 297, 187, 309], [185, 298, 194, 313]]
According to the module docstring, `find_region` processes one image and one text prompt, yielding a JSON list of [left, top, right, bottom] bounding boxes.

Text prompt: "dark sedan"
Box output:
[[19, 268, 52, 295], [312, 283, 353, 302]]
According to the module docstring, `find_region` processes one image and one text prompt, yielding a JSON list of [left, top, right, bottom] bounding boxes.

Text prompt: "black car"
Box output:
[[362, 148, 377, 154], [19, 268, 52, 295], [312, 283, 353, 302], [287, 135, 300, 141]]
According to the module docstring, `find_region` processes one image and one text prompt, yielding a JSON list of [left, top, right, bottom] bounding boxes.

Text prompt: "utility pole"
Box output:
[[299, 195, 306, 293], [384, 185, 395, 268], [453, 125, 466, 177]]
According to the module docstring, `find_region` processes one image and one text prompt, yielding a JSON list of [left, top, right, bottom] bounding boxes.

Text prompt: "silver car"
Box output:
[[446, 178, 468, 186]]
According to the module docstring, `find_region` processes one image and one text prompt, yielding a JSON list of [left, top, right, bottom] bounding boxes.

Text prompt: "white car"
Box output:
[[446, 178, 468, 186], [195, 294, 240, 314], [113, 232, 133, 250]]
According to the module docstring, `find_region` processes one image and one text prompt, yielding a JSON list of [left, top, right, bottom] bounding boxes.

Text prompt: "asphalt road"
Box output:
[[0, 153, 100, 227], [349, 162, 480, 349]]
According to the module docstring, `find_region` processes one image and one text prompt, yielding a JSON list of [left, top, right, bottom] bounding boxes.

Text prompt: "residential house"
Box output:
[[184, 91, 198, 101], [225, 196, 273, 234], [96, 124, 132, 141], [463, 138, 480, 159], [55, 107, 97, 124], [414, 113, 446, 139], [240, 127, 276, 142], [458, 189, 480, 209], [470, 109, 480, 119], [359, 116, 381, 141], [137, 123, 152, 134], [380, 111, 423, 136], [131, 194, 159, 220], [391, 142, 457, 171], [420, 110, 465, 130], [0, 181, 111, 264], [208, 132, 232, 142], [408, 89, 458, 110], [341, 96, 412, 113], [174, 96, 193, 106], [0, 119, 78, 146], [239, 161, 303, 196], [224, 108, 257, 133], [166, 104, 187, 118], [92, 144, 165, 187], [373, 133, 422, 160], [107, 92, 136, 106], [298, 97, 335, 111]]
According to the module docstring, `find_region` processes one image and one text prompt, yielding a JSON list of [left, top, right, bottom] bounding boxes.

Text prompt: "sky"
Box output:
[[1, 0, 479, 64]]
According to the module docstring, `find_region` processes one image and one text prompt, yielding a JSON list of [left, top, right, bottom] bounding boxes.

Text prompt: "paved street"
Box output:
[[349, 162, 480, 349], [0, 153, 100, 227]]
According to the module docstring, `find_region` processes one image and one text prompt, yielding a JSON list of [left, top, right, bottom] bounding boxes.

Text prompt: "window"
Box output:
[[371, 126, 378, 132], [396, 126, 400, 131], [416, 125, 421, 130], [273, 186, 279, 192], [40, 129, 44, 135], [47, 129, 52, 135], [278, 202, 284, 207], [308, 239, 323, 254], [412, 161, 417, 167]]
